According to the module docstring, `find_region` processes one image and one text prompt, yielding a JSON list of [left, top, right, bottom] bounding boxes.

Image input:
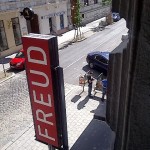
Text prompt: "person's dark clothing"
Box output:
[[88, 83, 92, 97], [101, 79, 107, 101], [87, 74, 93, 97]]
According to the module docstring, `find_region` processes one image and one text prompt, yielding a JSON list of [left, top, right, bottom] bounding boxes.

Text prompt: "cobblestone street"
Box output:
[[0, 73, 32, 149]]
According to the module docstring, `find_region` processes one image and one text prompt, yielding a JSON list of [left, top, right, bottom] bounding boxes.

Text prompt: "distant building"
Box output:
[[0, 0, 70, 57], [70, 0, 110, 26]]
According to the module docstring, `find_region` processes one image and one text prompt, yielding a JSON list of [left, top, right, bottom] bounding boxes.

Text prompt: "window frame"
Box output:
[[60, 14, 64, 29], [94, 0, 98, 4], [11, 17, 22, 46], [84, 0, 89, 6], [95, 55, 108, 64], [0, 20, 8, 52], [82, 14, 85, 18]]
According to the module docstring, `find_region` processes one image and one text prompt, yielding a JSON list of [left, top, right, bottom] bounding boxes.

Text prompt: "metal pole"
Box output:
[[56, 67, 69, 150], [83, 84, 84, 92], [48, 145, 56, 150], [2, 58, 6, 77]]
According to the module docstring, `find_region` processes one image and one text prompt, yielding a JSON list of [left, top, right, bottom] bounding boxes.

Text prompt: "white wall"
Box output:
[[19, 16, 28, 36], [33, 2, 68, 34]]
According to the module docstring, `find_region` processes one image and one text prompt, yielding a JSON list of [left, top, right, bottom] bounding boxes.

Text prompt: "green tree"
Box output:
[[73, 0, 84, 42], [102, 0, 112, 5]]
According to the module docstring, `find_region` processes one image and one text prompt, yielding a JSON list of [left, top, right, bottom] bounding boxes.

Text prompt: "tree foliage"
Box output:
[[73, 0, 84, 41], [74, 0, 82, 27], [102, 0, 112, 5]]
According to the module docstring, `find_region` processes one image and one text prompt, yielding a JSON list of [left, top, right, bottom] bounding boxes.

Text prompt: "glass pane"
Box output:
[[60, 15, 64, 29], [0, 20, 8, 52], [0, 21, 3, 28], [16, 51, 24, 58], [101, 58, 107, 64], [11, 17, 22, 46], [95, 56, 101, 61]]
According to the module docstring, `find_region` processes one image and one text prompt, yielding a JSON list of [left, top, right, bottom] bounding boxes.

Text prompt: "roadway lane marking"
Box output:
[[64, 55, 85, 70]]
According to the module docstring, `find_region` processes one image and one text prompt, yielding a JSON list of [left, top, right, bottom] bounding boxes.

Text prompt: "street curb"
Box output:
[[0, 72, 15, 84]]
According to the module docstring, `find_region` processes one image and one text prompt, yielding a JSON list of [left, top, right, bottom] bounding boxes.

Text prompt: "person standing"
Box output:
[[87, 71, 94, 97], [101, 79, 107, 101]]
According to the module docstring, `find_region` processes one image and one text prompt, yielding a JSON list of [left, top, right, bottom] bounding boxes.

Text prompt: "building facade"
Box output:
[[70, 0, 110, 26], [0, 0, 110, 58], [0, 0, 70, 57]]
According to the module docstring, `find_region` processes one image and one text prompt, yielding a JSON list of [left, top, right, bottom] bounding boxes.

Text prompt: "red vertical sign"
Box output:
[[22, 34, 60, 147]]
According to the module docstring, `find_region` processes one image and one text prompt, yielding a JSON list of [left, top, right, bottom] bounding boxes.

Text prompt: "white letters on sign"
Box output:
[[33, 90, 52, 107], [38, 125, 55, 141], [26, 45, 57, 145], [30, 70, 49, 87], [27, 46, 47, 65], [36, 109, 53, 125]]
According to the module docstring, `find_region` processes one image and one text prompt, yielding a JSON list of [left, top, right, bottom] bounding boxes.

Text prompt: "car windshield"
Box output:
[[15, 51, 24, 58]]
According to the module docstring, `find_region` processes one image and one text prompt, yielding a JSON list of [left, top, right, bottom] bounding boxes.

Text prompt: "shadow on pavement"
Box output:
[[77, 95, 102, 110], [92, 95, 101, 102], [82, 65, 91, 73], [70, 119, 115, 150], [82, 65, 105, 80], [7, 68, 24, 74], [77, 96, 89, 110], [0, 58, 11, 64], [89, 26, 110, 33], [82, 65, 99, 78], [71, 92, 102, 110], [71, 95, 81, 103], [59, 41, 73, 50], [82, 65, 107, 78], [92, 100, 106, 121]]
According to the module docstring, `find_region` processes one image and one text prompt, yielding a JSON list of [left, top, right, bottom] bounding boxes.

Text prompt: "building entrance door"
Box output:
[[27, 14, 40, 34]]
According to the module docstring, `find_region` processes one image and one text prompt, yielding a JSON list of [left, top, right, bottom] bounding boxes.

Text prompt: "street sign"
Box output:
[[22, 34, 66, 148]]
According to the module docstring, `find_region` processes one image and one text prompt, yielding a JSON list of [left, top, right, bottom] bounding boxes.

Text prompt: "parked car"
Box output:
[[112, 12, 120, 22], [9, 49, 25, 70], [86, 51, 109, 71]]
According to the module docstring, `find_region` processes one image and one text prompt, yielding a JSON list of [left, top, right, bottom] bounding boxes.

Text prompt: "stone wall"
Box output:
[[106, 0, 150, 150]]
